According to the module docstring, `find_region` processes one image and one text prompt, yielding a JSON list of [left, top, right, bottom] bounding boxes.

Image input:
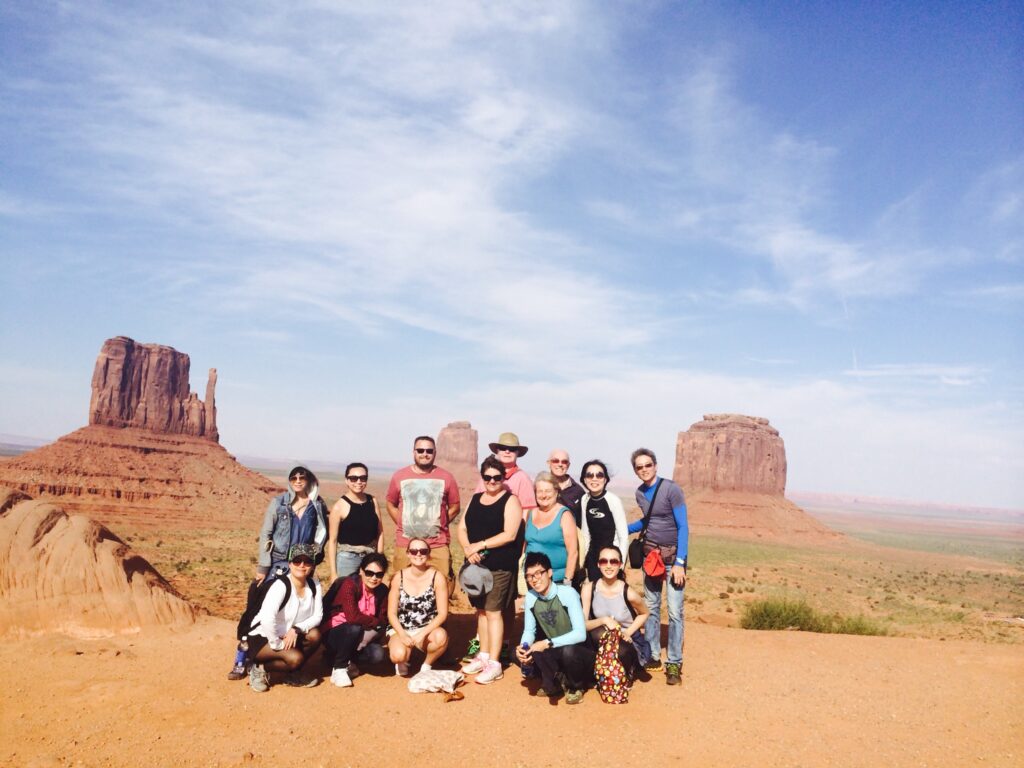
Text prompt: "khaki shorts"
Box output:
[[392, 544, 454, 589], [469, 569, 516, 613]]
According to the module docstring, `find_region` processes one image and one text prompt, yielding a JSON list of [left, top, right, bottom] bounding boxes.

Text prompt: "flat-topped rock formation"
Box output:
[[436, 420, 479, 503], [90, 336, 219, 441], [675, 414, 786, 494], [674, 414, 840, 542], [0, 489, 196, 637]]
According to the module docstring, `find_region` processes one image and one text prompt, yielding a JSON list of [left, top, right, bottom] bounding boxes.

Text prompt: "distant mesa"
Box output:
[[90, 335, 219, 441], [0, 336, 278, 530], [0, 489, 196, 637], [674, 414, 840, 541], [436, 420, 479, 503]]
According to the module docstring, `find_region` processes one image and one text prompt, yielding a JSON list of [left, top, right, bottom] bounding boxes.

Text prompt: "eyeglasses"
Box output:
[[290, 557, 313, 566], [597, 558, 621, 566], [415, 447, 435, 455], [584, 471, 606, 479], [289, 473, 308, 481], [495, 445, 517, 452], [525, 570, 548, 582], [634, 462, 654, 471], [363, 569, 385, 579], [346, 475, 368, 482], [408, 547, 430, 556], [482, 473, 504, 482], [548, 459, 569, 466]]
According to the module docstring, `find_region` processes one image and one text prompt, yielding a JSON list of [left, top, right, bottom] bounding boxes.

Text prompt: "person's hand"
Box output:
[[515, 645, 532, 664], [401, 631, 416, 649], [467, 552, 482, 565], [621, 628, 635, 643], [283, 628, 298, 651], [602, 616, 618, 631], [529, 640, 549, 655], [254, 571, 265, 584], [670, 564, 687, 588]]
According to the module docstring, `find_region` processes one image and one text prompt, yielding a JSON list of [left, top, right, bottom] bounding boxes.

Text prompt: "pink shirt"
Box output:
[[386, 464, 460, 548], [474, 465, 537, 512]]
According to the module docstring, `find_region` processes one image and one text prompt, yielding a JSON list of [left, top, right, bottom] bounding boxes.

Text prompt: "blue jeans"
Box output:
[[334, 550, 364, 579], [643, 573, 684, 666]]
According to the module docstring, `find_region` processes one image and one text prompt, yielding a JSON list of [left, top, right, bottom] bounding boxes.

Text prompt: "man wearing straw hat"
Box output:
[[474, 431, 537, 512]]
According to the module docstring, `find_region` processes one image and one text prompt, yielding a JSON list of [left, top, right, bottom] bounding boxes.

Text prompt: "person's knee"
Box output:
[[429, 628, 448, 647], [389, 644, 410, 663], [281, 650, 304, 670], [305, 627, 322, 645]]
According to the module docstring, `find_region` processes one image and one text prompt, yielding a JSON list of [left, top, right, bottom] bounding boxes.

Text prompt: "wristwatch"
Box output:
[[546, 639, 554, 650]]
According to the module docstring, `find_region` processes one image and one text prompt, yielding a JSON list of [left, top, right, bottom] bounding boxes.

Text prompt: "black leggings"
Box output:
[[324, 623, 365, 669], [251, 627, 322, 673], [533, 644, 595, 692]]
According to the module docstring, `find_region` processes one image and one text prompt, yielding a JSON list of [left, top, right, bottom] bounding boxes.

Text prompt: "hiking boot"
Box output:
[[461, 656, 488, 675], [285, 672, 319, 688], [644, 658, 662, 671], [330, 668, 353, 688], [475, 659, 504, 685], [227, 660, 247, 681], [665, 663, 682, 686], [395, 662, 412, 677], [248, 664, 269, 693], [461, 636, 480, 663], [565, 688, 585, 705]]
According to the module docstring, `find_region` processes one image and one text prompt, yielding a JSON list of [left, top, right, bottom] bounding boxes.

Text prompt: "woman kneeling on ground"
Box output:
[[388, 537, 449, 676], [247, 543, 323, 692], [322, 552, 389, 688], [580, 545, 651, 683]]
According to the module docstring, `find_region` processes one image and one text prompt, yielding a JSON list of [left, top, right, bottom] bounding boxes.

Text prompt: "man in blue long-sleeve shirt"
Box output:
[[627, 448, 688, 685], [517, 552, 594, 704]]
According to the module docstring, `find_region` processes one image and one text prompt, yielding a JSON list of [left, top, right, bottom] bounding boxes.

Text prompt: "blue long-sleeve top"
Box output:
[[520, 583, 587, 648], [627, 478, 689, 568]]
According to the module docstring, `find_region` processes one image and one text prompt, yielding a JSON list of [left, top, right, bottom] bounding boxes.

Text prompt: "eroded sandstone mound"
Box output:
[[90, 336, 219, 441], [675, 414, 786, 494], [437, 420, 479, 503], [0, 489, 196, 636], [674, 414, 840, 541], [0, 426, 278, 530]]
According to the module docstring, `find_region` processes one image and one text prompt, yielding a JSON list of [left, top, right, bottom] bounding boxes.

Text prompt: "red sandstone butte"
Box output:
[[90, 335, 219, 440], [436, 420, 479, 504], [674, 414, 839, 541]]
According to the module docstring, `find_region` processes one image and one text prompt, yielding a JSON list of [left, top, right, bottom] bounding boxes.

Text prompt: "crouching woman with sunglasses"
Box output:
[[388, 537, 450, 676], [246, 544, 323, 692], [322, 552, 389, 688], [581, 545, 651, 681]]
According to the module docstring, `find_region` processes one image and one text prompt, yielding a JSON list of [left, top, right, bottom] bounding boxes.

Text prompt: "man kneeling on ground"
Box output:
[[516, 552, 594, 704]]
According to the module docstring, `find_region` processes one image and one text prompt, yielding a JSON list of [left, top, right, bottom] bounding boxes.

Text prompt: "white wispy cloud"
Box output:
[[843, 364, 988, 388]]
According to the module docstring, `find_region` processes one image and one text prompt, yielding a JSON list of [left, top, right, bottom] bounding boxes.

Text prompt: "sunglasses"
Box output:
[[482, 473, 504, 482], [408, 547, 430, 556], [290, 557, 313, 566], [363, 569, 385, 579], [548, 459, 569, 466], [585, 471, 607, 479], [346, 474, 368, 482], [597, 557, 621, 566], [634, 462, 654, 471], [495, 445, 517, 452], [289, 473, 308, 481], [415, 447, 435, 455]]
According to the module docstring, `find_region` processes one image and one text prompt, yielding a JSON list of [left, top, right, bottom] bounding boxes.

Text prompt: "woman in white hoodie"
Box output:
[[247, 543, 323, 692], [578, 460, 629, 583]]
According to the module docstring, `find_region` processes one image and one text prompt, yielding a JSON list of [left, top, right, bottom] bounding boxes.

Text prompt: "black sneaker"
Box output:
[[665, 662, 681, 685], [644, 659, 662, 671], [227, 660, 247, 681]]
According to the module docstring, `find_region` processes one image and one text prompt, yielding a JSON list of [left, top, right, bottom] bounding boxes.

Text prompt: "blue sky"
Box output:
[[1, 1, 1021, 508]]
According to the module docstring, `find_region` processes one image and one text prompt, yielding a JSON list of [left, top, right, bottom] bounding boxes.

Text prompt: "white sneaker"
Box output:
[[395, 662, 411, 677], [331, 668, 353, 688], [461, 656, 488, 674], [475, 660, 503, 685]]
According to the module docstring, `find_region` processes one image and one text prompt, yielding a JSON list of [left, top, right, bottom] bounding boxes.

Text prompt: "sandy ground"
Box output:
[[2, 617, 1021, 768]]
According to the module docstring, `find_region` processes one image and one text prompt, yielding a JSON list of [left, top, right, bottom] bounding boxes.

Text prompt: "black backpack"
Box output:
[[236, 575, 292, 641]]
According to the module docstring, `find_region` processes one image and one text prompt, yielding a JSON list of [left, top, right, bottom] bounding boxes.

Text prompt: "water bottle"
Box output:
[[234, 635, 248, 667], [520, 642, 534, 678]]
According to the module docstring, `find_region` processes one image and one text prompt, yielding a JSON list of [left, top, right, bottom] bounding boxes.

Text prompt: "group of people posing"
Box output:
[[229, 431, 689, 704]]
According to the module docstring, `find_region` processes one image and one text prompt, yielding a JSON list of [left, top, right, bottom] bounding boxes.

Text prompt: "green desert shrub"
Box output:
[[741, 598, 886, 636]]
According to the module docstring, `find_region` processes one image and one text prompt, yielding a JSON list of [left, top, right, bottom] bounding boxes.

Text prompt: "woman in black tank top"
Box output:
[[327, 462, 384, 583]]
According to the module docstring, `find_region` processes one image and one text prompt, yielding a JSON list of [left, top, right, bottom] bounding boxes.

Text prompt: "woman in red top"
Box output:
[[322, 552, 389, 688]]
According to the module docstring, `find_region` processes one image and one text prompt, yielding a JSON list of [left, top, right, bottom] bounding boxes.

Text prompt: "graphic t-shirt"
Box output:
[[386, 465, 460, 548]]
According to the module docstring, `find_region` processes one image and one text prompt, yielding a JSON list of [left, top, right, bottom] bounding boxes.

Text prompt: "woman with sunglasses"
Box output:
[[524, 471, 577, 585], [580, 545, 651, 681], [578, 460, 629, 583], [458, 456, 524, 684], [246, 544, 324, 692], [327, 462, 384, 583], [387, 537, 450, 676], [322, 552, 390, 688]]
